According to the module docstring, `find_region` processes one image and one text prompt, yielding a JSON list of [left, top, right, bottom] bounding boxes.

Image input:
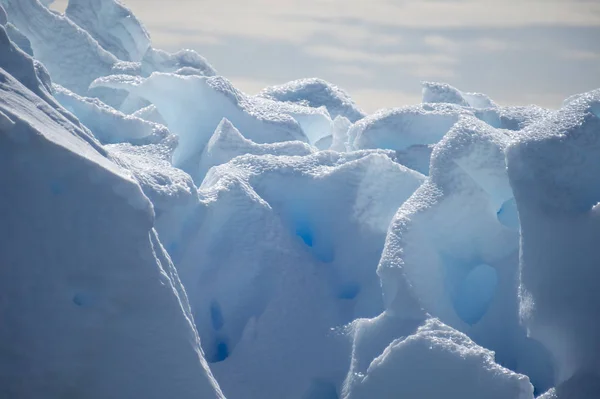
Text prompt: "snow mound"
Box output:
[[198, 118, 315, 181], [476, 105, 552, 131], [107, 136, 198, 216], [91, 73, 320, 179], [506, 88, 600, 387], [0, 66, 224, 399], [343, 318, 534, 399], [160, 151, 424, 398], [422, 81, 497, 109], [1, 0, 120, 95], [53, 83, 170, 145], [378, 116, 554, 392], [347, 103, 472, 152], [258, 78, 366, 122], [66, 0, 151, 62], [141, 47, 217, 77]]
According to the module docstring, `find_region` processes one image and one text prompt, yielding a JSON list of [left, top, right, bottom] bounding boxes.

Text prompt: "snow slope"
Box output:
[[507, 89, 600, 390], [2, 0, 600, 398], [0, 64, 224, 399]]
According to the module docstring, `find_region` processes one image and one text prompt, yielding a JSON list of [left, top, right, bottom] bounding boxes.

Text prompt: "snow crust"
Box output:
[[2, 1, 599, 398], [507, 89, 600, 389], [0, 62, 224, 399], [343, 318, 534, 399], [66, 0, 151, 62], [258, 78, 366, 122]]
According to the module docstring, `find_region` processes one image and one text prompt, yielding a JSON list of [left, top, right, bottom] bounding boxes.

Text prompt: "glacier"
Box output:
[[1, 1, 599, 398]]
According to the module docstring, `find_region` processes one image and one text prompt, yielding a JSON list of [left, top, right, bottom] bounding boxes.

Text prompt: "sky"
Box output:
[[52, 0, 600, 113]]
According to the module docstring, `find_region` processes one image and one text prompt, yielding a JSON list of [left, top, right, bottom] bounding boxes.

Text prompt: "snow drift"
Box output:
[[2, 1, 599, 398], [0, 31, 224, 398]]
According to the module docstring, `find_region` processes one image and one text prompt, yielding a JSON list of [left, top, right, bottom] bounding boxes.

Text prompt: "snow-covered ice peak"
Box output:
[[258, 77, 366, 122], [0, 64, 226, 399], [343, 318, 534, 399], [90, 72, 326, 180], [2, 0, 600, 396], [66, 0, 151, 62], [198, 118, 314, 181], [422, 81, 498, 109], [1, 0, 119, 95], [506, 88, 600, 387]]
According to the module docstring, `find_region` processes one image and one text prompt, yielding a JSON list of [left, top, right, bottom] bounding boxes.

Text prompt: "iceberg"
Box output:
[[0, 61, 224, 399], [2, 0, 599, 397]]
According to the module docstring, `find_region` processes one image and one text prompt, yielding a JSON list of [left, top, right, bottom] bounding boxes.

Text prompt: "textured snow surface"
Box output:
[[2, 1, 599, 398], [258, 78, 366, 122], [343, 318, 534, 399], [0, 66, 224, 399], [66, 0, 151, 62]]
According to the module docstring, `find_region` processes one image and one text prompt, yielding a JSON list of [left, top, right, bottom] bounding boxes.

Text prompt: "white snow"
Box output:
[[506, 88, 600, 388], [53, 83, 171, 144], [0, 64, 224, 399], [2, 1, 599, 398], [343, 318, 534, 399], [258, 78, 366, 122], [90, 73, 326, 180], [66, 0, 151, 62]]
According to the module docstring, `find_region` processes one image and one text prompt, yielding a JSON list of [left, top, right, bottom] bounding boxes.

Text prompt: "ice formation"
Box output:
[[66, 0, 151, 62], [2, 1, 599, 398], [258, 78, 366, 122], [506, 89, 600, 391], [343, 318, 534, 399], [0, 41, 223, 398]]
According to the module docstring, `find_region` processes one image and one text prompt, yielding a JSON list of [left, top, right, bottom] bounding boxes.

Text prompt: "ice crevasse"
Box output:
[[1, 1, 600, 398]]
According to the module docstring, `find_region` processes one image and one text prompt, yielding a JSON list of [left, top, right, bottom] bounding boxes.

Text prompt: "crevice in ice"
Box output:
[[452, 264, 498, 325]]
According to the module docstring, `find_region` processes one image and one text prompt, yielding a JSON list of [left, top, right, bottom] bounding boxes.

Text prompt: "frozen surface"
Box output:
[[347, 103, 471, 152], [258, 78, 366, 122], [377, 116, 554, 392], [507, 89, 600, 388], [66, 0, 151, 62], [53, 83, 170, 144], [422, 81, 497, 109], [164, 151, 424, 398], [343, 318, 534, 399], [198, 118, 315, 181], [3, 1, 600, 397], [1, 0, 120, 95], [0, 66, 224, 399], [91, 73, 324, 179]]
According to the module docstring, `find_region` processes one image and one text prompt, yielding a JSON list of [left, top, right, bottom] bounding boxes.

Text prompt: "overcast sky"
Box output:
[[53, 0, 600, 113]]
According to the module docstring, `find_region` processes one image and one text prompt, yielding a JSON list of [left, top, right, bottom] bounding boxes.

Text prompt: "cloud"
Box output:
[[304, 45, 457, 78], [53, 0, 600, 49]]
